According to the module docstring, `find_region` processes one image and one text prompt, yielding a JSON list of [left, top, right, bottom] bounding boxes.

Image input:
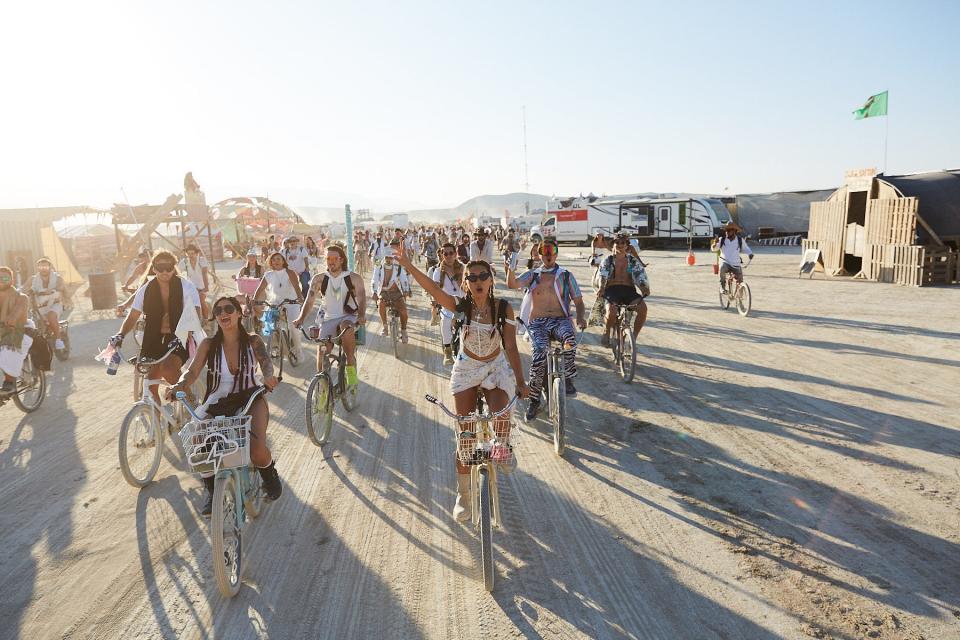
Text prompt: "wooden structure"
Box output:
[[804, 169, 959, 287]]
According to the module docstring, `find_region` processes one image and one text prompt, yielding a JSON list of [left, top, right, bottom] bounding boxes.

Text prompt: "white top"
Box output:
[[26, 272, 63, 310], [371, 263, 410, 296], [431, 265, 464, 298], [469, 240, 494, 263], [177, 256, 209, 290], [284, 246, 309, 274], [718, 235, 753, 268], [461, 319, 501, 358], [262, 269, 299, 305], [319, 272, 353, 320], [368, 239, 390, 261], [131, 277, 202, 312]]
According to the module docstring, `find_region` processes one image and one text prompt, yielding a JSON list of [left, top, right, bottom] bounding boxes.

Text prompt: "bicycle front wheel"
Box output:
[[619, 327, 636, 383], [244, 467, 265, 520], [478, 467, 495, 592], [211, 473, 243, 597], [305, 373, 334, 446], [736, 283, 752, 317], [118, 404, 163, 488], [551, 375, 566, 456], [13, 358, 45, 413]]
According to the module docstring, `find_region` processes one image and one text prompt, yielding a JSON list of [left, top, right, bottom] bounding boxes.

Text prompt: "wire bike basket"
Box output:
[[179, 415, 252, 474], [455, 427, 516, 467]]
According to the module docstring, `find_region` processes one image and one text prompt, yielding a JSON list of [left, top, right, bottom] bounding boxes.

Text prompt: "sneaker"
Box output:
[[524, 399, 540, 422], [565, 380, 577, 397], [55, 338, 65, 350], [431, 315, 440, 327], [345, 365, 358, 387], [401, 329, 408, 344], [0, 380, 15, 394], [380, 327, 389, 337], [600, 334, 610, 348], [442, 346, 453, 365]]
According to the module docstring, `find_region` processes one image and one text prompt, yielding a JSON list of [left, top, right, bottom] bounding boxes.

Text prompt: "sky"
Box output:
[[1, 0, 958, 211]]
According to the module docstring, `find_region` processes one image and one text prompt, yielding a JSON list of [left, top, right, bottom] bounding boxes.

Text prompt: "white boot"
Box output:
[[452, 473, 472, 522]]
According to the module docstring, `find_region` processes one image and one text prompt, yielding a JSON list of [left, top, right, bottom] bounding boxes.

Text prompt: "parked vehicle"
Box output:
[[531, 195, 732, 247]]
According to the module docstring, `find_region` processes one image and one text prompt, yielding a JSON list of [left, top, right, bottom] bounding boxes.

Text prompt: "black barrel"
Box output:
[[89, 272, 118, 310]]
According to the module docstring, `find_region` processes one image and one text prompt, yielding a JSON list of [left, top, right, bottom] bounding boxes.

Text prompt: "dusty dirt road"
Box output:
[[1, 248, 958, 640]]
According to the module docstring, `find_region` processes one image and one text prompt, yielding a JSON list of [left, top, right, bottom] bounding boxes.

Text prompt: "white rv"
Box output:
[[531, 195, 731, 247]]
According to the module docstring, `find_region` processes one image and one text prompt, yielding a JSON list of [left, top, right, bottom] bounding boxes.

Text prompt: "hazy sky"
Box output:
[[2, 0, 958, 210]]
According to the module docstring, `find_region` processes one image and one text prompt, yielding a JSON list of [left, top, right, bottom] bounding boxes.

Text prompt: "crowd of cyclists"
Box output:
[[0, 219, 753, 524]]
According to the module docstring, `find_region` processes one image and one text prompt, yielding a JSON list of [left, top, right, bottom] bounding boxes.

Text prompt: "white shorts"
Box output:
[[319, 314, 357, 340], [38, 303, 63, 317], [449, 350, 516, 396]]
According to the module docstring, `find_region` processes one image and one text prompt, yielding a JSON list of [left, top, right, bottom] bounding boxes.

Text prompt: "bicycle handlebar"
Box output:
[[299, 324, 352, 344], [258, 299, 300, 309], [425, 394, 519, 423]]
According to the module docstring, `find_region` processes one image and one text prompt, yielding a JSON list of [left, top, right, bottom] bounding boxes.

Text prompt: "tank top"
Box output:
[[321, 272, 350, 319], [263, 269, 296, 304]]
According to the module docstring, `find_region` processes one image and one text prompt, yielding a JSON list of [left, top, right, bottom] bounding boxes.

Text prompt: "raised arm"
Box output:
[[394, 250, 458, 311]]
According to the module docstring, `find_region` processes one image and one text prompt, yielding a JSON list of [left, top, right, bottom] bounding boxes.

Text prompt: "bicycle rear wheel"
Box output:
[[284, 330, 300, 367], [244, 467, 265, 520], [736, 283, 752, 317], [478, 467, 495, 592], [119, 403, 163, 487], [305, 373, 334, 446], [211, 474, 243, 597], [551, 375, 566, 456], [719, 286, 731, 310], [619, 325, 636, 383], [13, 358, 45, 413]]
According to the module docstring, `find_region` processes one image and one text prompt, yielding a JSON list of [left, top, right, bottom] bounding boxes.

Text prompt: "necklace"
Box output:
[[473, 302, 490, 322]]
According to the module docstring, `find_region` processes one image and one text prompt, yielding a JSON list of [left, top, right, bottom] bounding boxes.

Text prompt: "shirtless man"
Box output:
[[505, 238, 586, 421], [598, 233, 648, 346]]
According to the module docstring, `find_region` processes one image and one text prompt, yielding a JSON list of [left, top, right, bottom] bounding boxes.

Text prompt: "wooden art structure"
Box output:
[[803, 169, 960, 286]]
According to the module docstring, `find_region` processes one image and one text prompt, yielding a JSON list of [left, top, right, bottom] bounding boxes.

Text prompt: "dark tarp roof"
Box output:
[[880, 171, 960, 241], [734, 189, 835, 236]]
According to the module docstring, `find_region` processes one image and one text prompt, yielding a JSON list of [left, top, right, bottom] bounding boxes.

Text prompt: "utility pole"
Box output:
[[523, 105, 530, 216]]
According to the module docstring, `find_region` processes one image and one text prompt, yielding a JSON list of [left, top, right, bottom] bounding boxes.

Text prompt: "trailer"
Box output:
[[532, 195, 731, 247]]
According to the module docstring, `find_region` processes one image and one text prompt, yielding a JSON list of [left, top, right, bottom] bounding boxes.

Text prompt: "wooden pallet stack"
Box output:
[[865, 244, 957, 287]]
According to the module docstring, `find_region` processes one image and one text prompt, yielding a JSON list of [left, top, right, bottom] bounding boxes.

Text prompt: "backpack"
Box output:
[[452, 297, 510, 349], [28, 330, 53, 372], [318, 273, 358, 314], [719, 235, 744, 252]]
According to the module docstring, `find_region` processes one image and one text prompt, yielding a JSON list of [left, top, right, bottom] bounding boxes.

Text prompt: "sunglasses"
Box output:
[[465, 272, 492, 283], [213, 303, 238, 316], [540, 248, 557, 256], [153, 263, 175, 273], [0, 275, 12, 282]]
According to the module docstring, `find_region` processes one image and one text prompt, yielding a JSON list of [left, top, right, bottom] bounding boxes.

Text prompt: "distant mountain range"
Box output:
[[293, 192, 552, 225]]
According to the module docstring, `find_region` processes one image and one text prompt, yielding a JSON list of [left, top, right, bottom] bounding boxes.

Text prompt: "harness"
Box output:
[[318, 272, 358, 314]]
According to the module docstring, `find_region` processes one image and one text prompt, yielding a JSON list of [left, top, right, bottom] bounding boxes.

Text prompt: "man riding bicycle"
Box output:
[[293, 244, 367, 389], [505, 238, 586, 421], [109, 251, 205, 408], [23, 257, 72, 352], [598, 233, 648, 347], [371, 240, 412, 343], [715, 222, 753, 291]]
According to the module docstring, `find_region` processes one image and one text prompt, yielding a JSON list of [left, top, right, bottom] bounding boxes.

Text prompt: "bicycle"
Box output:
[[533, 337, 569, 456], [28, 296, 70, 362], [303, 326, 358, 446], [426, 393, 519, 592], [259, 300, 300, 368], [377, 296, 403, 359], [0, 340, 46, 413], [719, 262, 752, 317], [610, 303, 638, 383], [118, 345, 194, 488], [176, 386, 269, 597]]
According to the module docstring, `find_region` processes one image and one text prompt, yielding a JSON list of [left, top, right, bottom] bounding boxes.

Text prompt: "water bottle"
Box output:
[[106, 348, 122, 375]]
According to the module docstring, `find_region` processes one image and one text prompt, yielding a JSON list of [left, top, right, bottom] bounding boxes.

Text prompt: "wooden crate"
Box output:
[[866, 244, 957, 287], [921, 246, 957, 286]]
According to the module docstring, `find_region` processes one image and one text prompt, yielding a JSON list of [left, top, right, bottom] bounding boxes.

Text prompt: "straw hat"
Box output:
[[723, 222, 742, 232]]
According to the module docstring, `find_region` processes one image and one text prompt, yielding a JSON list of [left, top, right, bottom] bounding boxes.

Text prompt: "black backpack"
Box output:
[[452, 297, 509, 349], [28, 330, 53, 372], [719, 235, 744, 252]]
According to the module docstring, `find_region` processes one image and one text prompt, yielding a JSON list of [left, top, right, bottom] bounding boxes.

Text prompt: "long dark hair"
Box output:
[[204, 295, 256, 400]]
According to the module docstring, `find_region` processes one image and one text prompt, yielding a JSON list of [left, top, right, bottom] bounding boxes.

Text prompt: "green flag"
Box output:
[[853, 91, 888, 120]]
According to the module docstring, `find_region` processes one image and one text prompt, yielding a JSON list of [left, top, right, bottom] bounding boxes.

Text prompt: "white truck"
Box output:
[[530, 195, 731, 247]]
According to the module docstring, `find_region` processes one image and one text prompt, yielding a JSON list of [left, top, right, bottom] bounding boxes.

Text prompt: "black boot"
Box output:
[[259, 461, 283, 501], [200, 475, 216, 517]]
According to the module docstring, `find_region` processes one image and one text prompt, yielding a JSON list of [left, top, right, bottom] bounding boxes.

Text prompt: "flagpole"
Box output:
[[883, 111, 889, 175]]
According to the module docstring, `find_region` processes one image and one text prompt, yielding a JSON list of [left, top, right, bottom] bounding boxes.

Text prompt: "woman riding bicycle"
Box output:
[[394, 249, 528, 522], [252, 251, 304, 360], [167, 295, 282, 516]]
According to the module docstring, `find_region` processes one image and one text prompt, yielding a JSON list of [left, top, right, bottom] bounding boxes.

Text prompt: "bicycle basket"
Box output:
[[455, 429, 515, 466], [179, 415, 252, 474]]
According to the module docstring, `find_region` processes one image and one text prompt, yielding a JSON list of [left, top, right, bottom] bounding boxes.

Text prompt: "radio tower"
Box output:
[[522, 105, 530, 216]]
